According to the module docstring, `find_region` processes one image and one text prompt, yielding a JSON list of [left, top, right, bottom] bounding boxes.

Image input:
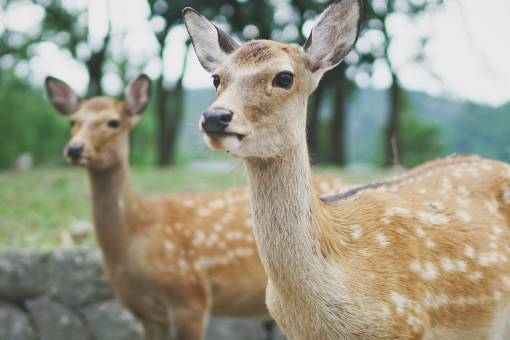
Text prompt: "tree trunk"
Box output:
[[329, 81, 347, 166], [86, 34, 110, 97], [156, 42, 189, 166], [384, 73, 401, 166], [307, 82, 325, 163]]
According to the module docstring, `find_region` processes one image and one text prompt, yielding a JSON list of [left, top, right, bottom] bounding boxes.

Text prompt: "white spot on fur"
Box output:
[[174, 223, 182, 229], [452, 169, 463, 178], [494, 290, 502, 300], [415, 226, 426, 238], [209, 199, 225, 209], [418, 211, 449, 225], [468, 271, 482, 281], [465, 245, 475, 258], [178, 259, 188, 269], [442, 177, 452, 190], [493, 226, 504, 236], [376, 233, 389, 247], [245, 235, 254, 243], [350, 225, 363, 239], [214, 224, 223, 232], [456, 197, 469, 207], [456, 210, 472, 223], [359, 248, 371, 257], [382, 207, 410, 224], [410, 260, 421, 272], [192, 230, 206, 246], [182, 199, 195, 207], [440, 258, 455, 272], [418, 188, 427, 194], [391, 292, 407, 315], [425, 239, 435, 249], [466, 167, 479, 178], [164, 241, 174, 250], [458, 186, 469, 196], [245, 219, 253, 228], [422, 262, 437, 280], [486, 197, 499, 213], [502, 276, 510, 287], [424, 290, 449, 309], [491, 242, 498, 249], [197, 207, 212, 217], [220, 213, 234, 224], [482, 164, 493, 171], [381, 304, 391, 315]]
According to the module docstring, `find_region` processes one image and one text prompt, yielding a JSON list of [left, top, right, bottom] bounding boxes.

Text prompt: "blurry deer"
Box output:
[[45, 75, 348, 340], [185, 0, 510, 338]]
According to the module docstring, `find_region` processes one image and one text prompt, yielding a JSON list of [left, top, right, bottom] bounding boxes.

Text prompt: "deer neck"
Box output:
[[244, 139, 329, 287], [87, 157, 137, 262]]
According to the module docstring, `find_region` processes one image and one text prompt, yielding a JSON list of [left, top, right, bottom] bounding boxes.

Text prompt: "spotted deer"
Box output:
[[45, 75, 348, 339], [185, 1, 510, 339]]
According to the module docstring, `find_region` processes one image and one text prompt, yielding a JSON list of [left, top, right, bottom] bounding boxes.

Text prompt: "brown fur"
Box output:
[[47, 79, 348, 339], [185, 0, 510, 338]]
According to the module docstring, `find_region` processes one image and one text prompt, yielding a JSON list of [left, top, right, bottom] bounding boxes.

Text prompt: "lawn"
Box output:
[[0, 163, 401, 248]]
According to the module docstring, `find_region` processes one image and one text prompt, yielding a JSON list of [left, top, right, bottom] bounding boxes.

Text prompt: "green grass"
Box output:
[[0, 164, 401, 249]]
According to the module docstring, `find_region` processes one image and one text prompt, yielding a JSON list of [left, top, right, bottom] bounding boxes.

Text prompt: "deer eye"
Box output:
[[273, 72, 293, 88], [107, 120, 120, 128], [212, 75, 220, 89]]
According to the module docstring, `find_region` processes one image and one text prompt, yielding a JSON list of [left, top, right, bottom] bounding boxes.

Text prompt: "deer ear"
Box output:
[[45, 76, 83, 115], [124, 74, 151, 127], [183, 7, 239, 74], [302, 0, 362, 83]]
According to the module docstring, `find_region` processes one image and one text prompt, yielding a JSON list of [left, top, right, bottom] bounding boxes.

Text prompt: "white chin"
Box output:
[[204, 134, 242, 152]]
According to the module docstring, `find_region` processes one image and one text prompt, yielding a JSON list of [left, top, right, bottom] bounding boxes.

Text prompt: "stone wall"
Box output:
[[0, 248, 286, 340]]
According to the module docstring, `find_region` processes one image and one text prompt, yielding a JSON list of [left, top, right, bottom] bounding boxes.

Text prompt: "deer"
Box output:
[[44, 74, 348, 339], [184, 0, 510, 339]]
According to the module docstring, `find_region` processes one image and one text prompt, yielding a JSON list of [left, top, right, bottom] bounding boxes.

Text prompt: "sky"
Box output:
[[0, 0, 509, 107]]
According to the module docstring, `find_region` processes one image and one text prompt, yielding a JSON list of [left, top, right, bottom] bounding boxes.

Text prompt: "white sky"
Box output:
[[0, 0, 509, 107]]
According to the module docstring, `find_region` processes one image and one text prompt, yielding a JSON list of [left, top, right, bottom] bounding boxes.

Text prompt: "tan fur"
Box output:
[[185, 0, 510, 338], [49, 83, 347, 339]]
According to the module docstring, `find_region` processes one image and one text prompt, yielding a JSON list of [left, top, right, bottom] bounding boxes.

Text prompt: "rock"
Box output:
[[0, 299, 36, 340], [81, 300, 143, 340], [206, 318, 271, 340], [45, 248, 114, 307], [269, 322, 288, 340], [25, 295, 88, 340], [0, 249, 47, 303]]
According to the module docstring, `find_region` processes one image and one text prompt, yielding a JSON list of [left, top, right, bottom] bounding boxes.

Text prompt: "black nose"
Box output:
[[67, 144, 83, 159], [201, 109, 233, 133]]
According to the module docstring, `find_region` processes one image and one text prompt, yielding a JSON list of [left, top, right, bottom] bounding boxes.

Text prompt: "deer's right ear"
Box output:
[[183, 7, 239, 74], [302, 0, 362, 84], [45, 76, 83, 115]]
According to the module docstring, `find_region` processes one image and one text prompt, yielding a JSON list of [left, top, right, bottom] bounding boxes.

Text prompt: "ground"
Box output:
[[0, 163, 400, 248]]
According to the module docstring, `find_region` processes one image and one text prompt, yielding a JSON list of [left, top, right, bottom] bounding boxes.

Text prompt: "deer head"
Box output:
[[184, 0, 361, 158], [45, 75, 151, 169]]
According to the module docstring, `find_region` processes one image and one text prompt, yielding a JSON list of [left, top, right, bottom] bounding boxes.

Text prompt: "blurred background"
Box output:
[[0, 0, 510, 244]]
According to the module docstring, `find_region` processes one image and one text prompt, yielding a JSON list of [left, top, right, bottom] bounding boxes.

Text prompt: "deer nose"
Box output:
[[67, 144, 84, 159], [201, 109, 233, 133]]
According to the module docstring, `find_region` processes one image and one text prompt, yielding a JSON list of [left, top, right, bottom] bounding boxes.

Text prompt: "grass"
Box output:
[[0, 163, 401, 249]]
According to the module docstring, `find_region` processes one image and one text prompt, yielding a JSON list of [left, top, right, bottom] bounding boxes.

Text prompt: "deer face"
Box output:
[[184, 0, 362, 158], [45, 75, 151, 169], [200, 40, 314, 158]]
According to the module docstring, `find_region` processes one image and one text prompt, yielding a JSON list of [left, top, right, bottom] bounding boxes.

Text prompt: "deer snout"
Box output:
[[66, 144, 84, 159], [201, 109, 233, 133]]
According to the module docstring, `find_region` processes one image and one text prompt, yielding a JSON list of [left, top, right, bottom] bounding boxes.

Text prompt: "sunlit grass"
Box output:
[[0, 164, 400, 248]]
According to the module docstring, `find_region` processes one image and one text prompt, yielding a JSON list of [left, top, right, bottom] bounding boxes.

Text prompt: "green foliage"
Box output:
[[0, 73, 69, 169], [398, 109, 446, 168]]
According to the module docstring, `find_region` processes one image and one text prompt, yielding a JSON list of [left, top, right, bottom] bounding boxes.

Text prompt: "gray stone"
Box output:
[[25, 295, 88, 340], [0, 249, 47, 303], [0, 299, 36, 340], [81, 300, 143, 340], [45, 248, 114, 307], [206, 318, 271, 340], [269, 323, 288, 340]]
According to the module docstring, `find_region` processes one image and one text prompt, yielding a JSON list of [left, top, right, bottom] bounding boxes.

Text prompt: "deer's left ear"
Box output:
[[303, 0, 362, 83], [124, 74, 151, 127], [183, 7, 240, 74]]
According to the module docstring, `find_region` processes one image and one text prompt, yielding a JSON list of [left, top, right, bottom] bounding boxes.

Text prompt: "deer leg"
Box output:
[[142, 320, 170, 340], [170, 306, 208, 340]]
